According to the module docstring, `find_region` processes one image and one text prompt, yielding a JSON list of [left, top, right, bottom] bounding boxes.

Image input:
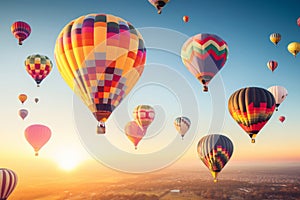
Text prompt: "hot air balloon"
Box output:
[[287, 42, 300, 57], [297, 17, 300, 27], [148, 0, 170, 14], [25, 54, 53, 87], [54, 14, 146, 134], [34, 97, 39, 103], [268, 86, 288, 111], [269, 33, 281, 45], [11, 21, 31, 45], [197, 134, 233, 183], [267, 60, 278, 72], [228, 87, 276, 143], [279, 116, 285, 123], [133, 105, 155, 130], [181, 33, 229, 92], [18, 109, 28, 120], [18, 94, 27, 104], [125, 121, 146, 150], [183, 16, 189, 23], [0, 168, 18, 200], [24, 124, 51, 156], [174, 116, 191, 139]]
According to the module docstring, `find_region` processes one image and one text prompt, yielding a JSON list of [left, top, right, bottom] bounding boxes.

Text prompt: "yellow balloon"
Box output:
[[287, 42, 300, 57]]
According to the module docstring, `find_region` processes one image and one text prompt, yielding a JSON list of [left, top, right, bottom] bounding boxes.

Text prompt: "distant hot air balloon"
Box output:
[[11, 21, 31, 45], [267, 60, 278, 72], [287, 42, 300, 57], [18, 109, 28, 120], [133, 105, 155, 130], [34, 97, 39, 103], [25, 54, 53, 87], [0, 168, 18, 200], [228, 87, 276, 143], [125, 121, 146, 150], [18, 94, 27, 104], [181, 33, 229, 92], [279, 116, 285, 123], [174, 116, 191, 139], [148, 0, 170, 14], [183, 16, 189, 23], [269, 33, 281, 45], [297, 17, 300, 27], [268, 86, 288, 111], [24, 124, 51, 156], [197, 134, 234, 183], [54, 13, 146, 134]]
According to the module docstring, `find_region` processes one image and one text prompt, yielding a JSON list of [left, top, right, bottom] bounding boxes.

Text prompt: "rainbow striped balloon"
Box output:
[[181, 33, 228, 92]]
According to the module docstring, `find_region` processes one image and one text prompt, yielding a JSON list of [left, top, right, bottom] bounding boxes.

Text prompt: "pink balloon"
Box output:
[[125, 121, 146, 150], [24, 124, 51, 156], [279, 116, 286, 123]]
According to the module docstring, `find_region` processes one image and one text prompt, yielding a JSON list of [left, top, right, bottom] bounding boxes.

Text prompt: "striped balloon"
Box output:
[[0, 168, 18, 200], [11, 21, 31, 45], [228, 87, 276, 143], [25, 54, 53, 87], [181, 33, 229, 92], [269, 33, 281, 45], [125, 121, 146, 150], [18, 109, 28, 120], [268, 86, 288, 111], [174, 116, 191, 139], [267, 60, 278, 72], [133, 105, 155, 130], [197, 134, 233, 182]]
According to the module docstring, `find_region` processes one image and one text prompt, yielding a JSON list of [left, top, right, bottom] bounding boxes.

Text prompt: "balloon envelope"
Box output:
[[0, 168, 18, 200], [268, 86, 288, 111], [18, 109, 28, 120], [18, 94, 27, 104], [181, 33, 229, 92], [279, 116, 285, 123], [267, 60, 278, 72], [148, 0, 170, 14], [174, 116, 191, 139], [297, 17, 300, 27], [34, 97, 39, 103], [183, 16, 189, 22], [197, 134, 233, 182], [228, 87, 276, 143], [24, 124, 51, 156], [125, 121, 146, 149], [133, 105, 155, 130], [11, 21, 31, 45], [287, 42, 300, 57], [54, 13, 146, 134], [269, 33, 281, 45]]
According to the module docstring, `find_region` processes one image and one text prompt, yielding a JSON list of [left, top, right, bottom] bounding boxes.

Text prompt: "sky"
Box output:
[[0, 0, 300, 180]]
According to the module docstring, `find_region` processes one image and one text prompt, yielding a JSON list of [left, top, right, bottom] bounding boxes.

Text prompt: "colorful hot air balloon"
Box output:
[[287, 42, 300, 57], [18, 109, 28, 120], [228, 87, 276, 143], [54, 14, 146, 134], [11, 21, 31, 45], [267, 60, 278, 72], [148, 0, 170, 14], [133, 105, 155, 130], [25, 54, 53, 87], [269, 33, 281, 45], [125, 121, 146, 150], [24, 124, 51, 156], [0, 168, 18, 200], [268, 86, 288, 111], [181, 33, 229, 92], [183, 16, 189, 23], [18, 94, 27, 104], [34, 97, 39, 103], [279, 116, 285, 123], [197, 134, 233, 183], [174, 116, 191, 139], [297, 17, 300, 27]]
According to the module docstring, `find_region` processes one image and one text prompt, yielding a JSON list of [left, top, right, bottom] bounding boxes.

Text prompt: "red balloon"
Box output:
[[279, 116, 286, 123], [183, 16, 189, 22], [297, 17, 300, 27], [11, 21, 31, 45]]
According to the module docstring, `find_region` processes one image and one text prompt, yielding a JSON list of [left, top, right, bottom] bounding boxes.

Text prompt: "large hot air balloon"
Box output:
[[24, 124, 51, 156], [297, 17, 300, 27], [0, 168, 18, 200], [269, 33, 281, 45], [54, 14, 146, 134], [174, 116, 191, 139], [183, 16, 189, 23], [181, 33, 229, 92], [267, 60, 278, 72], [228, 87, 276, 143], [133, 105, 155, 130], [148, 0, 170, 14], [18, 94, 27, 104], [279, 116, 285, 123], [11, 21, 31, 45], [268, 86, 288, 111], [25, 54, 53, 87], [197, 134, 233, 183], [18, 109, 28, 120], [287, 42, 300, 57], [125, 121, 146, 150]]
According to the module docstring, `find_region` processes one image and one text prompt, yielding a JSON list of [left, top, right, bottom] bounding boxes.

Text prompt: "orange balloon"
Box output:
[[183, 16, 189, 22], [18, 94, 27, 104]]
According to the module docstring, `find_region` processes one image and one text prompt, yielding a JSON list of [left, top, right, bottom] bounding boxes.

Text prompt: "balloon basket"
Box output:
[[203, 86, 208, 92], [251, 139, 255, 143]]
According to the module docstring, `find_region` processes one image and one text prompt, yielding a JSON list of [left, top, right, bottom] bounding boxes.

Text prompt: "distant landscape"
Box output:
[[10, 162, 300, 200]]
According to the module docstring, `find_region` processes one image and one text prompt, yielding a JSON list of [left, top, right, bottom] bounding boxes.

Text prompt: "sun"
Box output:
[[59, 158, 78, 171], [54, 148, 85, 171]]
